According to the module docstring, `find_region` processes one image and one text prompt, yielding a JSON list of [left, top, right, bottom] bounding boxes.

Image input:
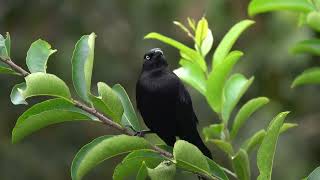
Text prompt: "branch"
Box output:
[[2, 58, 30, 76], [0, 57, 173, 159]]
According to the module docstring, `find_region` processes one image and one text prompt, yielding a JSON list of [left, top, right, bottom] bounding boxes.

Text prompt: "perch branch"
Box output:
[[0, 57, 173, 158]]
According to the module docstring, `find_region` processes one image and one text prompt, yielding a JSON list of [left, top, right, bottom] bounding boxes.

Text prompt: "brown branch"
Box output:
[[1, 57, 174, 159], [1, 58, 30, 76]]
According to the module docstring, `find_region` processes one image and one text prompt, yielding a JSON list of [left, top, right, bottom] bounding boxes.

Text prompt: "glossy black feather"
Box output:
[[136, 48, 212, 158]]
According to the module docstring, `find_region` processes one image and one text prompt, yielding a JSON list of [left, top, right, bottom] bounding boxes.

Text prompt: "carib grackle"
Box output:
[[136, 48, 212, 158]]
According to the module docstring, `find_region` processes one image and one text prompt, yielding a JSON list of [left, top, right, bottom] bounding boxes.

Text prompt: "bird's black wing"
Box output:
[[175, 80, 198, 129]]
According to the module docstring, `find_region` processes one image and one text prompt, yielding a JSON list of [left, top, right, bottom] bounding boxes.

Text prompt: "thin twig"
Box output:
[[1, 58, 30, 76], [1, 57, 174, 159]]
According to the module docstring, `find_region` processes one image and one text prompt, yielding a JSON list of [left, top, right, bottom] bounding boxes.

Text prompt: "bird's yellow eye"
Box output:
[[145, 55, 150, 60]]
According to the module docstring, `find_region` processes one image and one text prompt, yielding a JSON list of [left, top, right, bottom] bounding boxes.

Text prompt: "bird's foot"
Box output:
[[125, 125, 152, 137]]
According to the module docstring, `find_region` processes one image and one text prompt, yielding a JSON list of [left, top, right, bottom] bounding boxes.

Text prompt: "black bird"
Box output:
[[136, 48, 212, 158]]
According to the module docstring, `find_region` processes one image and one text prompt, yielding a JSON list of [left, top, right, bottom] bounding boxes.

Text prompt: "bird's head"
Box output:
[[142, 48, 168, 71]]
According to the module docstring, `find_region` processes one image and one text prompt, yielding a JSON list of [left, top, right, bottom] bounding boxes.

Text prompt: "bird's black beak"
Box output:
[[149, 48, 163, 57]]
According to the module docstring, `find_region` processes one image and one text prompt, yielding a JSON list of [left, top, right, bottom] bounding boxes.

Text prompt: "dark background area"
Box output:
[[0, 0, 319, 179]]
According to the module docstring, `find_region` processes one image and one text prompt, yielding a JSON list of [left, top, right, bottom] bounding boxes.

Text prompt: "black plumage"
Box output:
[[136, 48, 212, 158]]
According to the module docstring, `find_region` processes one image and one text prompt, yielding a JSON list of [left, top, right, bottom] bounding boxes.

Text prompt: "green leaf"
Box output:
[[173, 21, 193, 38], [307, 11, 320, 32], [12, 98, 96, 143], [0, 33, 10, 59], [4, 32, 11, 57], [173, 59, 207, 95], [137, 161, 149, 180], [26, 39, 57, 73], [112, 84, 141, 131], [291, 39, 320, 56], [113, 149, 165, 180], [10, 72, 71, 105], [292, 67, 320, 87], [97, 82, 123, 123], [241, 129, 266, 153], [203, 123, 224, 140], [212, 20, 254, 69], [148, 161, 176, 180], [230, 97, 269, 139], [279, 123, 298, 133], [206, 51, 243, 113], [72, 32, 96, 104], [232, 149, 250, 180], [242, 123, 297, 153], [173, 140, 216, 178], [206, 158, 229, 180], [257, 111, 290, 180], [201, 29, 214, 57], [221, 74, 254, 124], [208, 139, 234, 155], [144, 32, 207, 72], [306, 166, 320, 180], [187, 17, 196, 31], [71, 135, 151, 180], [195, 17, 209, 47], [248, 0, 314, 17], [0, 66, 18, 75]]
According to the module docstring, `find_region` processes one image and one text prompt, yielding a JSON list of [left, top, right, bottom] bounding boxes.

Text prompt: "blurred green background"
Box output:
[[0, 0, 319, 179]]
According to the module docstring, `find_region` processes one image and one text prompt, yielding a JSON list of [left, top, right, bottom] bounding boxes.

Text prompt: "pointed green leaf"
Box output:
[[71, 135, 151, 180], [97, 82, 123, 123], [212, 20, 254, 69], [242, 123, 297, 153], [279, 123, 298, 133], [195, 17, 209, 46], [203, 123, 224, 140], [230, 97, 269, 139], [10, 72, 71, 105], [137, 161, 149, 180], [173, 21, 193, 38], [291, 39, 320, 56], [257, 111, 290, 180], [113, 150, 165, 180], [173, 140, 213, 178], [208, 139, 234, 155], [12, 98, 96, 143], [26, 39, 57, 73], [144, 32, 207, 72], [222, 74, 254, 124], [187, 17, 196, 31], [173, 59, 207, 95], [206, 51, 243, 113], [232, 149, 250, 180], [148, 161, 176, 180], [306, 166, 320, 180], [206, 158, 229, 180], [0, 33, 10, 59], [201, 29, 214, 57], [72, 32, 96, 104], [241, 130, 266, 153], [112, 84, 141, 131], [292, 67, 320, 87], [248, 0, 314, 17], [307, 11, 320, 32]]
